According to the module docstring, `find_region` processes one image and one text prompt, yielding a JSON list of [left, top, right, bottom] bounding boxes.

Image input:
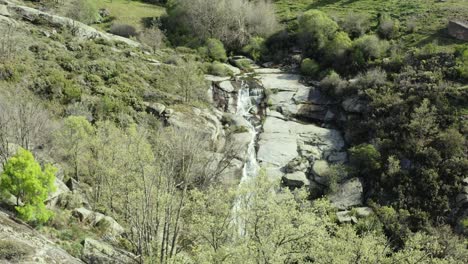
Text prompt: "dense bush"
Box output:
[[66, 0, 100, 25], [378, 14, 400, 39], [301, 58, 320, 77], [352, 34, 389, 64], [205, 38, 227, 62], [339, 12, 371, 38], [109, 24, 138, 38], [298, 10, 339, 55], [242, 37, 267, 61], [320, 71, 348, 96], [206, 62, 233, 76]]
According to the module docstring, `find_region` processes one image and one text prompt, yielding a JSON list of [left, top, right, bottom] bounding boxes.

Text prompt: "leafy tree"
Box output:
[[0, 148, 56, 223], [54, 116, 94, 182]]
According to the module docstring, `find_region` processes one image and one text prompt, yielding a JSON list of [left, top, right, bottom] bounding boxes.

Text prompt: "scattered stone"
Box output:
[[354, 207, 373, 218], [336, 211, 358, 224], [145, 102, 166, 116]]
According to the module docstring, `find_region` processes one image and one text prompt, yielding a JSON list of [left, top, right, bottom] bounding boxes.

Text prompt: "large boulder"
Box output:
[[282, 171, 309, 188], [72, 208, 125, 236], [329, 178, 363, 210], [81, 238, 136, 264]]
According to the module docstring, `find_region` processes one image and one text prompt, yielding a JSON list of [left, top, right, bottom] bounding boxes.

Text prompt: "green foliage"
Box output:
[[205, 38, 227, 62], [378, 13, 400, 40], [0, 148, 56, 223], [323, 31, 352, 63], [300, 58, 320, 77], [54, 116, 94, 182], [339, 12, 371, 38], [206, 62, 233, 77], [298, 10, 339, 54], [352, 35, 389, 62], [349, 144, 381, 177], [456, 46, 468, 79], [242, 37, 267, 61], [67, 0, 100, 25], [320, 70, 348, 96]]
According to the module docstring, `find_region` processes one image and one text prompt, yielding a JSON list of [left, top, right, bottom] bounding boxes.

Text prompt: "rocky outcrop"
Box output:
[[81, 238, 137, 264], [72, 208, 124, 237], [0, 0, 139, 46], [0, 210, 83, 263], [448, 20, 468, 41]]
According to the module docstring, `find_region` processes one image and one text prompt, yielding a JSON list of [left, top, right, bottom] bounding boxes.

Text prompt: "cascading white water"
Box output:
[[232, 80, 262, 235], [236, 83, 260, 183]]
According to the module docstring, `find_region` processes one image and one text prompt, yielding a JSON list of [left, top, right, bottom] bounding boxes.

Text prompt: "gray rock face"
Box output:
[[167, 108, 225, 150], [260, 73, 306, 92], [329, 178, 364, 210], [82, 238, 136, 264], [0, 210, 83, 263], [0, 4, 10, 17]]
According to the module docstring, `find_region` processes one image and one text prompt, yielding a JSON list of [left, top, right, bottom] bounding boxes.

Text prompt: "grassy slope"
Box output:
[[274, 0, 468, 48], [91, 0, 166, 31]]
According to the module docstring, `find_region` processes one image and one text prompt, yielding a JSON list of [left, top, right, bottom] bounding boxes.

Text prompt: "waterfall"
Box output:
[[236, 82, 260, 183], [232, 80, 262, 235]]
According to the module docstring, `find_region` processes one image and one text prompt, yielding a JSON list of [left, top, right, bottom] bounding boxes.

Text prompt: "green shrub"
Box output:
[[323, 31, 352, 63], [0, 240, 32, 261], [0, 63, 19, 82], [320, 71, 348, 96], [205, 38, 227, 62], [298, 10, 339, 55], [242, 37, 267, 61], [456, 46, 468, 79], [109, 24, 138, 38], [207, 62, 233, 77], [353, 35, 389, 62], [66, 0, 100, 25], [233, 59, 253, 71], [301, 58, 320, 77], [339, 12, 371, 38], [378, 14, 400, 39]]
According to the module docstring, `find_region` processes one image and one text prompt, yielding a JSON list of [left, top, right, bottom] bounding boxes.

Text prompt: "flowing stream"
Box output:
[[232, 79, 263, 235]]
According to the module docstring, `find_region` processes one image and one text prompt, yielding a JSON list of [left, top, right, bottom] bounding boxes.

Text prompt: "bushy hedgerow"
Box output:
[[301, 58, 320, 77]]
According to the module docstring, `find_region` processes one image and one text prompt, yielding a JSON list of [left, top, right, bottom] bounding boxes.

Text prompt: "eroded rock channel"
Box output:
[[208, 59, 365, 214]]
